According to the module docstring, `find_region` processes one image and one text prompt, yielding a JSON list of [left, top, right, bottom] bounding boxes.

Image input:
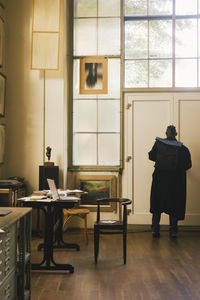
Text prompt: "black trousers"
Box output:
[[152, 212, 178, 233]]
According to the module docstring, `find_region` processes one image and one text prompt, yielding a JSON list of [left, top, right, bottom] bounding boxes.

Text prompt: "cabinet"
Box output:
[[0, 180, 26, 207], [39, 165, 59, 190], [0, 207, 32, 300]]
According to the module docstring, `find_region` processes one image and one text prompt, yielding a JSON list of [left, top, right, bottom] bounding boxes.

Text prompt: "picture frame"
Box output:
[[76, 175, 117, 211], [0, 16, 5, 68], [0, 124, 5, 163], [80, 57, 108, 95], [0, 72, 5, 116]]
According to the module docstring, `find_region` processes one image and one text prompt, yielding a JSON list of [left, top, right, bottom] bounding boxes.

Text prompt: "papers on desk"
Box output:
[[58, 196, 80, 202], [18, 197, 52, 202], [17, 196, 80, 202]]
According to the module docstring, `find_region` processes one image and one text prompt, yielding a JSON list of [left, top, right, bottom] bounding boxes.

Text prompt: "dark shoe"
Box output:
[[152, 231, 160, 238], [170, 232, 177, 238]]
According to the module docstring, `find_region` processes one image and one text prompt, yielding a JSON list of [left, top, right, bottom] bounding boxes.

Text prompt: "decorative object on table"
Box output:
[[0, 73, 6, 116], [80, 57, 108, 95], [76, 174, 117, 212], [44, 146, 54, 166]]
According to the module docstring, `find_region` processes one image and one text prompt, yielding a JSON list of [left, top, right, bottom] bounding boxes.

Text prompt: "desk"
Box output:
[[18, 198, 79, 273]]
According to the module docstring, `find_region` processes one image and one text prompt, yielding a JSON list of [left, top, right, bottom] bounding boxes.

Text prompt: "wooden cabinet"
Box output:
[[0, 207, 32, 300], [0, 180, 26, 207]]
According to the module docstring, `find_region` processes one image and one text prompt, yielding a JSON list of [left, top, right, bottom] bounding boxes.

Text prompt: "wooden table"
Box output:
[[18, 198, 79, 273]]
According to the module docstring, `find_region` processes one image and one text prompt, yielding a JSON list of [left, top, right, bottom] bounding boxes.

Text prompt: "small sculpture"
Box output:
[[46, 146, 52, 161], [44, 146, 54, 166]]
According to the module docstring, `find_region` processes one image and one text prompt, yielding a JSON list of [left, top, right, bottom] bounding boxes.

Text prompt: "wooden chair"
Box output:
[[94, 198, 131, 264], [62, 208, 90, 244]]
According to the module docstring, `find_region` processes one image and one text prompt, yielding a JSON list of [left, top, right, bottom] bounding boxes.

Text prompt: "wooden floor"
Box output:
[[31, 229, 200, 300]]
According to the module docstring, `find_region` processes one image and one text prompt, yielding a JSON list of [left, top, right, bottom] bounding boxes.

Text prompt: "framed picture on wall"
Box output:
[[0, 124, 5, 163], [76, 175, 117, 211], [0, 17, 5, 68], [80, 57, 108, 95], [0, 72, 6, 116]]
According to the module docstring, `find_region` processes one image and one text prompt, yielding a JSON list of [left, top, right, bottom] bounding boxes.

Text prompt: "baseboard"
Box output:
[[127, 224, 200, 232]]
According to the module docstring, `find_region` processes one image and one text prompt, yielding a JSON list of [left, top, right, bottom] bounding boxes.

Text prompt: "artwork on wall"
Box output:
[[76, 175, 117, 211], [0, 72, 6, 116], [0, 124, 5, 163], [0, 17, 4, 68], [80, 57, 108, 95]]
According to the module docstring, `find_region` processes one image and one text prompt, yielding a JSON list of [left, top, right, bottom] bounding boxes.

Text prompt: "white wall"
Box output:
[[5, 0, 66, 193]]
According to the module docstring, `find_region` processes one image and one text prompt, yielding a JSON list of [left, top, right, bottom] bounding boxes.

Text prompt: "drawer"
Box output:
[[0, 270, 16, 300]]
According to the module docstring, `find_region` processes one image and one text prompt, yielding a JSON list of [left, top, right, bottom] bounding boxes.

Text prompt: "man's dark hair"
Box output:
[[167, 125, 177, 137]]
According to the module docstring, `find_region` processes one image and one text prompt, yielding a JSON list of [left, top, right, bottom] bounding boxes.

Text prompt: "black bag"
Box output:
[[155, 141, 180, 171]]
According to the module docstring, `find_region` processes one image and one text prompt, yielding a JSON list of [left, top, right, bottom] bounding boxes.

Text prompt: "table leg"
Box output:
[[53, 207, 80, 251], [32, 205, 74, 273]]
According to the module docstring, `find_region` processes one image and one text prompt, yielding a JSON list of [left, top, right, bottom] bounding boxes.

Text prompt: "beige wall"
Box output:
[[4, 0, 66, 193]]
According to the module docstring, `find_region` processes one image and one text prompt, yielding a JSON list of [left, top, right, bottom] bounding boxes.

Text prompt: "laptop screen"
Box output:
[[47, 178, 59, 201]]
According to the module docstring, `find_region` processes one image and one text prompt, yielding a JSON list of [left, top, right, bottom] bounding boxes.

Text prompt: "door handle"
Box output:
[[126, 156, 132, 162]]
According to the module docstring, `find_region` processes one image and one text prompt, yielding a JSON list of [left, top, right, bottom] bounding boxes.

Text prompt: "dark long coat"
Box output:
[[149, 138, 192, 220]]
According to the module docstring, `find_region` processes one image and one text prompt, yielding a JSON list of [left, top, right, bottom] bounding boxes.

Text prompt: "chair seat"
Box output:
[[63, 208, 90, 244], [94, 220, 123, 230], [63, 208, 90, 215]]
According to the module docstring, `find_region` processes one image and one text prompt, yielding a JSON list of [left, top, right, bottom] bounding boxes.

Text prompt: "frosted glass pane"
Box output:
[[149, 0, 172, 15], [98, 100, 120, 132], [98, 59, 120, 99], [73, 60, 98, 99], [125, 0, 147, 16], [176, 0, 197, 15], [149, 20, 172, 58], [98, 18, 120, 55], [175, 59, 197, 87], [199, 59, 200, 87], [125, 21, 148, 59], [73, 134, 97, 165], [74, 19, 97, 56], [175, 19, 197, 58], [74, 0, 97, 17], [98, 134, 120, 165], [33, 0, 60, 31], [124, 60, 148, 88], [98, 0, 120, 17], [150, 60, 172, 87], [74, 100, 97, 132]]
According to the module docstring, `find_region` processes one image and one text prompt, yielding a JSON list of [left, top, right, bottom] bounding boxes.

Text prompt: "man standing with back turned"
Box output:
[[148, 125, 192, 238]]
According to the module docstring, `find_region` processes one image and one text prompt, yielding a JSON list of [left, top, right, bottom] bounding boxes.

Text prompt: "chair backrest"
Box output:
[[96, 198, 132, 223]]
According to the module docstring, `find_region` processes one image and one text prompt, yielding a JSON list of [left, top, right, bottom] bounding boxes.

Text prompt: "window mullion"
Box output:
[[172, 0, 176, 87]]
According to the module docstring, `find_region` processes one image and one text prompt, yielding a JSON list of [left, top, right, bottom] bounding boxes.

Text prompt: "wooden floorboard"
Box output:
[[31, 229, 200, 300]]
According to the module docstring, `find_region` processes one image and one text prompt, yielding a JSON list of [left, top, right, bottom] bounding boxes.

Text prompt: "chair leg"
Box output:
[[84, 215, 88, 245], [94, 227, 99, 264], [123, 229, 127, 264]]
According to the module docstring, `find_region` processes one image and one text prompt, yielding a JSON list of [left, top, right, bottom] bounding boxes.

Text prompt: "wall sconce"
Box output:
[[31, 0, 61, 70]]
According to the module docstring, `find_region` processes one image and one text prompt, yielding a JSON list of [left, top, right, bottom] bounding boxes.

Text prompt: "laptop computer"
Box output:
[[47, 178, 79, 202]]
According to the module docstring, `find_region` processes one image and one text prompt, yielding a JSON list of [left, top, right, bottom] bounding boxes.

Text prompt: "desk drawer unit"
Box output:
[[0, 223, 16, 299], [0, 270, 15, 300]]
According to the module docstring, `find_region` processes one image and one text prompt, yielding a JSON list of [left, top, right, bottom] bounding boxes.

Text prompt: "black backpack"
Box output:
[[155, 140, 180, 171]]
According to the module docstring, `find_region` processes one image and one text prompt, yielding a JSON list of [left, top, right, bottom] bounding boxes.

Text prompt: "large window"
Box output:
[[124, 0, 200, 88], [72, 0, 121, 169]]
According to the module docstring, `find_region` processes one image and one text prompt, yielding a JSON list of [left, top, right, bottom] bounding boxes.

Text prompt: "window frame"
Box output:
[[123, 0, 200, 89]]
